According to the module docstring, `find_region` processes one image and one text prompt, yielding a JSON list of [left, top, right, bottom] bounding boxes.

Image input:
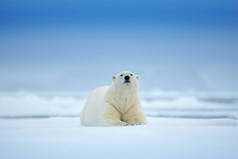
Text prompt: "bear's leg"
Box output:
[[123, 104, 147, 125], [103, 104, 128, 126]]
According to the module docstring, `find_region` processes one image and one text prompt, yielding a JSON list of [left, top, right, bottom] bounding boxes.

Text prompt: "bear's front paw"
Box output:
[[120, 122, 129, 126], [128, 120, 147, 125]]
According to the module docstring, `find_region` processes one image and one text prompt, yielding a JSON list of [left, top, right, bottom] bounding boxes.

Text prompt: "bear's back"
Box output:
[[80, 86, 110, 126]]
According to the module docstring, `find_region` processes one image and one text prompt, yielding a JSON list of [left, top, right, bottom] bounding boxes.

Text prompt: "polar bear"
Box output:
[[80, 71, 147, 126]]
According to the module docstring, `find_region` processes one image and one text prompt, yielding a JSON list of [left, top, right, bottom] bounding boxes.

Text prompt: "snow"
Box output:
[[0, 91, 238, 159], [0, 117, 238, 159]]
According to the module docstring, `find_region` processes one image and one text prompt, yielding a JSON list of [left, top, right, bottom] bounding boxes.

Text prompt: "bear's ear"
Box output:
[[112, 75, 116, 81], [136, 75, 140, 80]]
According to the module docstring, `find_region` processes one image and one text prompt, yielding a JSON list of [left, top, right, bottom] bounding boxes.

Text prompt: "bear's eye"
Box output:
[[130, 73, 133, 76], [120, 74, 123, 77]]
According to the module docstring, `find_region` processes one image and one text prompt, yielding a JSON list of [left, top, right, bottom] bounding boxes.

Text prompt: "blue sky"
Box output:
[[1, 0, 238, 27], [0, 0, 238, 91]]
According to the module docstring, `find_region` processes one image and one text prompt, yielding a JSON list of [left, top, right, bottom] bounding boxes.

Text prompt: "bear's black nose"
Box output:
[[124, 75, 130, 81]]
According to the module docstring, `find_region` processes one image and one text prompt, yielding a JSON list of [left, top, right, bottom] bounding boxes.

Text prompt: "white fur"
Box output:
[[80, 71, 147, 126]]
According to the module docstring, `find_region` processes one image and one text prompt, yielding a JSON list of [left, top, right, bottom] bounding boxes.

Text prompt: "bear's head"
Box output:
[[112, 71, 140, 91]]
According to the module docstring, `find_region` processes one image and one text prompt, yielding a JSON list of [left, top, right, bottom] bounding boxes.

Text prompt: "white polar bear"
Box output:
[[80, 71, 147, 126]]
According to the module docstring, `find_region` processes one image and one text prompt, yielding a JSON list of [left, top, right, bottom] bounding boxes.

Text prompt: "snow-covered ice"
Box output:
[[0, 91, 238, 159], [0, 117, 238, 159]]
